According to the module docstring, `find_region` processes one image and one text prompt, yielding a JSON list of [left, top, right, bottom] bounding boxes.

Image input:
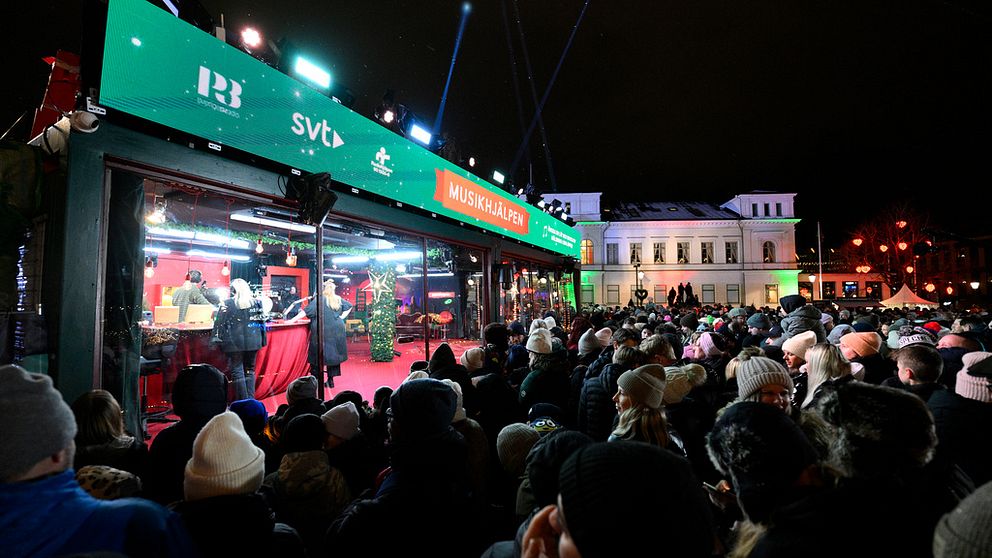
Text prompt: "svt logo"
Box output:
[[197, 66, 242, 109]]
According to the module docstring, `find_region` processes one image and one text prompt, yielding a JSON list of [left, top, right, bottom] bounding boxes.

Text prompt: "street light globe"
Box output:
[[808, 274, 816, 282], [638, 271, 645, 279]]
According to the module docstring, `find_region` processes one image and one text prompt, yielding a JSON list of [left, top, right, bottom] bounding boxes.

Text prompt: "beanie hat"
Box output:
[[736, 354, 794, 400], [0, 365, 77, 482], [664, 314, 673, 322], [706, 402, 818, 523], [578, 328, 601, 356], [955, 352, 992, 403], [782, 330, 817, 361], [663, 364, 708, 405], [483, 323, 509, 348], [679, 314, 699, 330], [617, 364, 667, 409], [410, 360, 430, 372], [526, 330, 553, 354], [287, 375, 318, 405], [840, 332, 882, 358], [594, 327, 613, 347], [728, 307, 748, 319], [852, 321, 876, 333], [282, 413, 328, 452], [508, 320, 527, 336], [388, 378, 457, 441], [820, 313, 834, 325], [440, 379, 467, 422], [459, 347, 486, 372], [527, 402, 564, 424], [747, 313, 771, 329], [780, 294, 806, 313], [184, 412, 265, 501], [496, 422, 540, 476], [814, 382, 936, 477], [507, 344, 530, 370], [827, 324, 855, 345], [559, 441, 715, 557], [229, 398, 268, 435], [923, 321, 943, 336], [171, 363, 227, 420], [933, 480, 992, 558], [697, 332, 724, 358], [404, 370, 429, 382], [76, 465, 142, 500], [544, 317, 558, 330], [321, 401, 361, 440], [529, 319, 549, 333], [898, 326, 938, 349], [525, 430, 595, 507]]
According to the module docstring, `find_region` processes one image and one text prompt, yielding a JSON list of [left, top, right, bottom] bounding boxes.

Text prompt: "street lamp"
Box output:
[[970, 281, 980, 290], [808, 274, 816, 301]]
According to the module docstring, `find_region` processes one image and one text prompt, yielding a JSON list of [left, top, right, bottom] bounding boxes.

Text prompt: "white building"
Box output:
[[547, 192, 801, 307]]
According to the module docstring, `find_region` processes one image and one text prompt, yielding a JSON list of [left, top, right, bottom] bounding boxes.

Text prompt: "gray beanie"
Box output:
[[933, 480, 992, 557], [287, 375, 318, 405], [497, 422, 540, 477], [578, 328, 601, 356], [616, 364, 667, 409], [0, 365, 77, 481], [736, 354, 794, 400], [747, 313, 771, 330]]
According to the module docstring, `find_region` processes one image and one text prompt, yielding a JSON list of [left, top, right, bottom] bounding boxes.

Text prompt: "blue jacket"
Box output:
[[0, 469, 195, 558]]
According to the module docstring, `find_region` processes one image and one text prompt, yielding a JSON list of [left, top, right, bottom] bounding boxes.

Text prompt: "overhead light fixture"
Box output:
[[332, 255, 370, 265], [255, 237, 264, 254], [374, 250, 423, 262], [187, 250, 251, 262], [221, 262, 230, 276], [408, 123, 432, 146], [382, 109, 395, 123], [293, 56, 331, 89], [143, 247, 171, 254], [241, 27, 262, 49], [231, 212, 317, 234], [144, 257, 155, 278], [492, 170, 505, 184]]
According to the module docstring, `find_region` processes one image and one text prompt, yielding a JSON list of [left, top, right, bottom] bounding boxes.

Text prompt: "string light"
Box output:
[[144, 258, 155, 278], [221, 263, 230, 276], [255, 237, 264, 254]]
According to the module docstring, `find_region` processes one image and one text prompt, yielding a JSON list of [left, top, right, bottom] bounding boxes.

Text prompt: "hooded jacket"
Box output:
[[775, 306, 827, 346]]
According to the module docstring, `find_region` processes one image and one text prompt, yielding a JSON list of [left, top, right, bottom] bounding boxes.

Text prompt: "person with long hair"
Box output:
[[610, 364, 672, 450], [801, 342, 856, 409], [212, 277, 266, 400], [293, 279, 352, 388], [71, 389, 147, 476]]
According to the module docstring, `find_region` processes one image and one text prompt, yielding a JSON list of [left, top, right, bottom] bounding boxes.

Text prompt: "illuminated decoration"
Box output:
[[925, 283, 936, 293], [879, 244, 889, 253], [285, 248, 297, 267], [221, 263, 230, 276], [368, 261, 397, 362], [428, 291, 456, 299], [946, 286, 954, 295], [896, 220, 908, 229], [852, 238, 863, 247], [970, 281, 980, 290], [897, 242, 908, 251], [255, 237, 264, 254], [144, 258, 155, 278], [241, 27, 262, 49], [146, 195, 167, 224], [905, 266, 914, 274]]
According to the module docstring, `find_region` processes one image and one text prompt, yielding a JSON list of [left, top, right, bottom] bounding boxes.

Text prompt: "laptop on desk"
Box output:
[[184, 304, 215, 325], [153, 306, 180, 325]]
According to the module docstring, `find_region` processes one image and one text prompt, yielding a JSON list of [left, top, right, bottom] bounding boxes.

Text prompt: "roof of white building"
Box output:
[[607, 201, 741, 221]]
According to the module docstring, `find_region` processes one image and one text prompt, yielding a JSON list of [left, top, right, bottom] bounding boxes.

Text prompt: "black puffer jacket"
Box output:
[[776, 306, 826, 345], [928, 389, 992, 486], [213, 298, 266, 353], [577, 363, 628, 441]]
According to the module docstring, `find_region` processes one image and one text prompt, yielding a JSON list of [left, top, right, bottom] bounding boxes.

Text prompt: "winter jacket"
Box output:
[[928, 389, 992, 486], [519, 363, 569, 412], [0, 470, 195, 558], [213, 298, 266, 353], [144, 418, 211, 505], [853, 353, 896, 385], [174, 493, 304, 558], [775, 306, 827, 345], [577, 363, 628, 441], [74, 435, 148, 479]]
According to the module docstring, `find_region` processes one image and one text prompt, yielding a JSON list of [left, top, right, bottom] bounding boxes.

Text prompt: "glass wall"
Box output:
[[496, 257, 576, 332], [426, 239, 484, 357]]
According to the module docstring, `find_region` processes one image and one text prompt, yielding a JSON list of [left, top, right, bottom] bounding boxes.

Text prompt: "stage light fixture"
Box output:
[[492, 170, 506, 184], [382, 110, 395, 124], [409, 123, 432, 146], [293, 56, 331, 90], [469, 156, 476, 167], [241, 27, 262, 48]]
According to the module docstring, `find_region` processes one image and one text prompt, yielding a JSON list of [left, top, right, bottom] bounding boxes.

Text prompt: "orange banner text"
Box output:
[[434, 169, 529, 235]]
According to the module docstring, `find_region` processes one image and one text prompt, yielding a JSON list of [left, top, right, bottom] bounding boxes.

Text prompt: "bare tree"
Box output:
[[838, 202, 930, 294]]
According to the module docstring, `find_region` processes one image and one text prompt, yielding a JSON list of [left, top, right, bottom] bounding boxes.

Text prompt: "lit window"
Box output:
[[580, 239, 594, 265], [763, 241, 776, 263]]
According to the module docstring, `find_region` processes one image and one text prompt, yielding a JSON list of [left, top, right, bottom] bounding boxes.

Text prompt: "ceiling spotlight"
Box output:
[[408, 123, 432, 146], [468, 156, 476, 167], [241, 27, 262, 49], [492, 170, 506, 184], [382, 109, 395, 124]]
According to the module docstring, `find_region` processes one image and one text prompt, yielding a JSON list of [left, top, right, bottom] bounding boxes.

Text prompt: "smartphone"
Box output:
[[702, 482, 734, 496]]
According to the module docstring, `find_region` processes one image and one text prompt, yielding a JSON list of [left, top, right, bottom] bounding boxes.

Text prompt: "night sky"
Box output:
[[6, 0, 990, 247]]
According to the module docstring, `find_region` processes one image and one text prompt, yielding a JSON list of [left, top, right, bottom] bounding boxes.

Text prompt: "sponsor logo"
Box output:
[[196, 66, 241, 118], [371, 147, 393, 177], [290, 112, 344, 148], [433, 169, 529, 235]]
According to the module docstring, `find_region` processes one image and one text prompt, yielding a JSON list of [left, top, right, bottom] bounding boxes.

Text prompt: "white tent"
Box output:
[[879, 284, 940, 309]]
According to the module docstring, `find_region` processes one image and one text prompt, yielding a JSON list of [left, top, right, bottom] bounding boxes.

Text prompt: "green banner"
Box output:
[[99, 0, 578, 258]]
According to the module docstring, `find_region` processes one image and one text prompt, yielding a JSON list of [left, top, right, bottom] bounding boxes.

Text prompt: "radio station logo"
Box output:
[[371, 147, 393, 177], [196, 66, 242, 118]]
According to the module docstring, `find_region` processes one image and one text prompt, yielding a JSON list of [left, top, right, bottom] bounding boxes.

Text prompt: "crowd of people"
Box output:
[[2, 295, 992, 557]]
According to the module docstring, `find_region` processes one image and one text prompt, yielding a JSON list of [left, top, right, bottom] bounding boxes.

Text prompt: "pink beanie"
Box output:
[[697, 332, 723, 358]]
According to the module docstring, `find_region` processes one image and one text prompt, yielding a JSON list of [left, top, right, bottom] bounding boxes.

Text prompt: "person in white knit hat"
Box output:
[[177, 411, 304, 556], [321, 401, 361, 448]]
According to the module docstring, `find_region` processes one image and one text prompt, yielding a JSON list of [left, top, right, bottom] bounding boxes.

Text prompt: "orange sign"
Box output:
[[434, 169, 529, 235]]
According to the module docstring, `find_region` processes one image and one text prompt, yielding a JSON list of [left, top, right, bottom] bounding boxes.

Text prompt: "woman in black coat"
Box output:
[[213, 278, 266, 400], [293, 279, 351, 388]]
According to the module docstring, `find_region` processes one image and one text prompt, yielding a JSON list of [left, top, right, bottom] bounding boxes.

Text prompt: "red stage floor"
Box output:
[[146, 338, 481, 440]]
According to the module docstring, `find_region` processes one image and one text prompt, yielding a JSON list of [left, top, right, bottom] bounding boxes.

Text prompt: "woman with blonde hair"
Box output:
[[610, 364, 675, 451], [801, 342, 857, 409], [213, 277, 266, 400], [294, 279, 352, 388]]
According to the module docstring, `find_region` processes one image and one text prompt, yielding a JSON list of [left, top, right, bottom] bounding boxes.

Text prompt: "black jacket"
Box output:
[[928, 389, 992, 486], [578, 362, 628, 441], [174, 493, 304, 558], [213, 298, 266, 353]]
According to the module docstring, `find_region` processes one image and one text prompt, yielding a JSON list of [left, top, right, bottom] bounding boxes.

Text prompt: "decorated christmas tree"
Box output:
[[368, 261, 397, 362]]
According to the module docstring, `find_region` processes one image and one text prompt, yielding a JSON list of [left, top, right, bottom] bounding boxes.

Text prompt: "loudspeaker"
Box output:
[[295, 172, 338, 227]]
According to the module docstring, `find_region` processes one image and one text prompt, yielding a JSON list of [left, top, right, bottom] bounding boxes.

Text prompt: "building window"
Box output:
[[701, 284, 715, 304], [765, 284, 779, 305], [606, 243, 618, 265], [581, 284, 594, 305], [653, 242, 665, 264], [580, 239, 594, 265], [564, 202, 572, 214], [762, 241, 776, 263], [822, 281, 836, 299], [865, 281, 882, 300], [843, 281, 858, 298], [763, 203, 770, 216], [727, 284, 740, 304], [630, 243, 642, 264], [654, 284, 667, 304], [701, 242, 714, 264], [775, 202, 782, 216], [752, 203, 758, 217], [677, 242, 690, 264], [799, 282, 814, 301], [725, 241, 738, 264], [607, 284, 620, 304]]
